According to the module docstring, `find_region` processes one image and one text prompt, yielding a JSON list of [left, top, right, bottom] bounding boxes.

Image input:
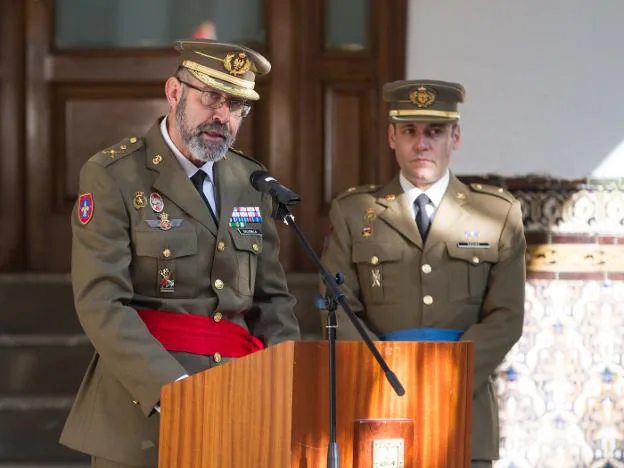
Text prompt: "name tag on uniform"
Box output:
[[457, 242, 491, 249], [237, 228, 262, 236]]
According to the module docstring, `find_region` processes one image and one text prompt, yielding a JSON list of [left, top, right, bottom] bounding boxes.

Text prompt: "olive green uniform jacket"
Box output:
[[60, 120, 300, 466], [320, 174, 525, 461]]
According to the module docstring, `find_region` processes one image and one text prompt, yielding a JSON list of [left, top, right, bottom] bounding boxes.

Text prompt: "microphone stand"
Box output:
[[269, 199, 405, 468]]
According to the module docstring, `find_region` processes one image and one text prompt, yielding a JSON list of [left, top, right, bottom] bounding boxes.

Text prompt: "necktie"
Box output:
[[414, 193, 432, 241], [190, 170, 218, 224]]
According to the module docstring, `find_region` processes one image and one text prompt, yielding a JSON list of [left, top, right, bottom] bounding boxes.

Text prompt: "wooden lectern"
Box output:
[[159, 340, 473, 468]]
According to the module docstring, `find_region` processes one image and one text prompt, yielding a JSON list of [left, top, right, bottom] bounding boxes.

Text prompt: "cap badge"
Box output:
[[409, 86, 437, 108], [224, 52, 251, 76]]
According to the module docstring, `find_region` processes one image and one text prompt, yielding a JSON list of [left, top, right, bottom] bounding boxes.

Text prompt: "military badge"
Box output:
[[159, 267, 175, 293], [385, 194, 396, 202], [150, 192, 164, 213], [158, 212, 172, 231], [78, 193, 94, 225], [133, 191, 147, 209], [371, 268, 382, 288], [409, 85, 437, 108], [224, 52, 251, 76], [458, 230, 490, 248], [230, 206, 262, 228], [364, 208, 376, 223], [362, 227, 373, 238], [145, 218, 183, 229]]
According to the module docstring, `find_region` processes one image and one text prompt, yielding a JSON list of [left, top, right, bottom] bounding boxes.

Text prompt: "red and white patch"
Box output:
[[78, 193, 94, 225], [149, 192, 164, 213]]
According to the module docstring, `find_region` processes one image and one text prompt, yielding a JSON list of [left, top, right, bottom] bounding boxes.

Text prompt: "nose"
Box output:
[[211, 101, 230, 123], [413, 131, 428, 152]]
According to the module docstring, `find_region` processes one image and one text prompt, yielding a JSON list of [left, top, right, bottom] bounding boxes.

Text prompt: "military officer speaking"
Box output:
[[60, 39, 300, 467], [320, 80, 526, 467]]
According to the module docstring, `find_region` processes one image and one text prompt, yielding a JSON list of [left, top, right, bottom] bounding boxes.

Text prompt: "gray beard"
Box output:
[[175, 96, 236, 163]]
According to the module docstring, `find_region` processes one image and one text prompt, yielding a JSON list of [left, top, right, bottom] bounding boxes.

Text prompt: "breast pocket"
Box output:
[[133, 230, 198, 298], [445, 241, 499, 302], [229, 233, 263, 296], [352, 242, 403, 304]]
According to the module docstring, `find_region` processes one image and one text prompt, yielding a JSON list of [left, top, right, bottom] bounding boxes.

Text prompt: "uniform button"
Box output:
[[421, 264, 432, 274], [370, 256, 379, 265], [472, 256, 480, 264], [152, 154, 162, 165], [216, 241, 225, 252], [252, 243, 260, 253], [213, 352, 222, 363], [132, 399, 140, 405], [213, 311, 223, 322], [129, 136, 137, 144], [474, 184, 482, 190], [214, 279, 224, 290], [162, 248, 171, 258], [423, 295, 433, 305]]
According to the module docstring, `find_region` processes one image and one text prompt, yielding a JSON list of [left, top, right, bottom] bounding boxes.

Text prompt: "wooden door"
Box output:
[[20, 0, 406, 272], [24, 0, 273, 271], [0, 1, 25, 270]]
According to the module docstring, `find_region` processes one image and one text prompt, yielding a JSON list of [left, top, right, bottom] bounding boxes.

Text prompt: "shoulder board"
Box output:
[[226, 147, 264, 169], [89, 136, 144, 167], [470, 183, 515, 202], [336, 184, 381, 201]]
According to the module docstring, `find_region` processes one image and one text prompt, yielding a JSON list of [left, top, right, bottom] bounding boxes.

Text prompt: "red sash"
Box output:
[[137, 309, 264, 358]]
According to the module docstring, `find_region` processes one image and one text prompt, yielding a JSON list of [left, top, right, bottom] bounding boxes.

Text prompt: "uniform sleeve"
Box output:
[[72, 161, 187, 416], [248, 192, 300, 345], [320, 200, 379, 341], [460, 199, 526, 392]]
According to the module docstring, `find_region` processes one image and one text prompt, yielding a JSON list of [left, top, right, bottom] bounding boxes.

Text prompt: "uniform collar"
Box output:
[[159, 115, 214, 181], [399, 168, 450, 209]]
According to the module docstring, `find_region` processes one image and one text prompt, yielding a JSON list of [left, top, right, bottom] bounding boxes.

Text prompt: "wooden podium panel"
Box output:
[[159, 340, 473, 468]]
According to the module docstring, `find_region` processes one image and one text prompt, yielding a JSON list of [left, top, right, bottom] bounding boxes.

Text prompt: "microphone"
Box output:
[[250, 170, 302, 206]]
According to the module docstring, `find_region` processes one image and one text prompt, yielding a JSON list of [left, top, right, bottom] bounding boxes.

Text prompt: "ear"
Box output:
[[451, 124, 461, 150], [165, 77, 182, 107], [387, 123, 397, 150]]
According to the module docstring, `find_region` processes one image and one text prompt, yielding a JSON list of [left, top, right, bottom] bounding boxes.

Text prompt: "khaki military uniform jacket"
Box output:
[[60, 120, 300, 466], [321, 174, 525, 461]]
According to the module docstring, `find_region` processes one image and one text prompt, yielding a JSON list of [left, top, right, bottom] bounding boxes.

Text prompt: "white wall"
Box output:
[[407, 0, 624, 178]]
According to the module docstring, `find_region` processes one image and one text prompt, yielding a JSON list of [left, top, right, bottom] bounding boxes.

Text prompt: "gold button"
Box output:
[[152, 154, 162, 165], [213, 311, 223, 322], [129, 137, 137, 143], [252, 243, 260, 253], [120, 144, 127, 150], [347, 187, 356, 192], [217, 241, 225, 252], [162, 248, 171, 258], [498, 188, 504, 193], [385, 194, 396, 202], [472, 256, 480, 264], [423, 295, 433, 305], [421, 264, 432, 274], [214, 279, 224, 290], [370, 256, 379, 265], [132, 399, 140, 405], [213, 352, 222, 363], [474, 184, 482, 190]]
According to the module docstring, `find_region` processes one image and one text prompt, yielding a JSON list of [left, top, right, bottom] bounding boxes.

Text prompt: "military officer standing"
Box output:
[[320, 80, 526, 467], [60, 39, 300, 467]]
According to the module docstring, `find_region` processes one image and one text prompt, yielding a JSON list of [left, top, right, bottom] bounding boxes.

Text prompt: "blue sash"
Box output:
[[380, 327, 463, 342]]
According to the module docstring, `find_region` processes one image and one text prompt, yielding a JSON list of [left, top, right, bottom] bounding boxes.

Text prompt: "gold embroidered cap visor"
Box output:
[[383, 79, 465, 123], [174, 39, 271, 101]]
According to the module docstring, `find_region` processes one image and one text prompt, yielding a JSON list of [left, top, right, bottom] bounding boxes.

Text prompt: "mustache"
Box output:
[[195, 122, 230, 138]]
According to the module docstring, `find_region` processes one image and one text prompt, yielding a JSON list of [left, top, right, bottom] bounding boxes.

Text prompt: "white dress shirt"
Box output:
[[399, 169, 450, 220]]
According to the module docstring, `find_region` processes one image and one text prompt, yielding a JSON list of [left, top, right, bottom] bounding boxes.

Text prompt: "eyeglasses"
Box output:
[[178, 79, 251, 117]]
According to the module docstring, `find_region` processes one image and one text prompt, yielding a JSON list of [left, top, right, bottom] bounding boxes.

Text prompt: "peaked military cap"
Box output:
[[174, 39, 271, 101], [383, 80, 465, 123]]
